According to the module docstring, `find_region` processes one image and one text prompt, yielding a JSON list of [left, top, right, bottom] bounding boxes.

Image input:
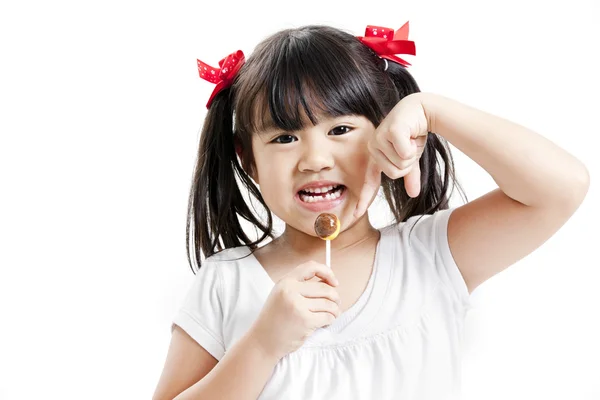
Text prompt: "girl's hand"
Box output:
[[248, 261, 341, 361], [354, 94, 429, 218]]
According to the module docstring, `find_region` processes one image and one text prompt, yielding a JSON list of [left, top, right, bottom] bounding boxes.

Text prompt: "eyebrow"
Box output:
[[256, 119, 279, 135], [254, 109, 359, 137]]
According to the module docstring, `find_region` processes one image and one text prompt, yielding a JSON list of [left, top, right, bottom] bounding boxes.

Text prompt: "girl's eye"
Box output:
[[330, 125, 352, 135], [273, 134, 297, 144], [272, 126, 352, 144]]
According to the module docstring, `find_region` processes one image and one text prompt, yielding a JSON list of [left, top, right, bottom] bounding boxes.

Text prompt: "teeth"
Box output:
[[300, 186, 344, 203], [303, 185, 336, 194]]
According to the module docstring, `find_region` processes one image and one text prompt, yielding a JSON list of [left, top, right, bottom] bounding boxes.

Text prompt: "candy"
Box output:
[[314, 213, 340, 240], [314, 213, 340, 269]]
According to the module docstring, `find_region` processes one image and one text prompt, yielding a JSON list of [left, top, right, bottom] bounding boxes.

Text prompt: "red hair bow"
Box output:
[[197, 50, 245, 108], [357, 22, 416, 67]]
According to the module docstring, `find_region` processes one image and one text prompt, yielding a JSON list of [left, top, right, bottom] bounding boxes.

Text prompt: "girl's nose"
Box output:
[[297, 139, 335, 172]]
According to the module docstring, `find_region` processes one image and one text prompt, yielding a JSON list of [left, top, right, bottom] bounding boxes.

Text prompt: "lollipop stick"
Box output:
[[326, 239, 331, 268]]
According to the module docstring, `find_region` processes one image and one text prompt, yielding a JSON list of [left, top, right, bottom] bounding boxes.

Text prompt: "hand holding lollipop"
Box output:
[[314, 213, 340, 268]]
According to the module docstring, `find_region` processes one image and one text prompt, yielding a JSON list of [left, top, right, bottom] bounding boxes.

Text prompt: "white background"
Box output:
[[1, 0, 599, 399]]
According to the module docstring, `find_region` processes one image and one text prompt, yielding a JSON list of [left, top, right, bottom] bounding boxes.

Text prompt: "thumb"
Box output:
[[354, 159, 381, 219], [403, 162, 421, 198]]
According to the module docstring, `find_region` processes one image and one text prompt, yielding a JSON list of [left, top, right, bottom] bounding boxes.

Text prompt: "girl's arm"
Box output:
[[153, 326, 279, 400], [420, 92, 589, 293]]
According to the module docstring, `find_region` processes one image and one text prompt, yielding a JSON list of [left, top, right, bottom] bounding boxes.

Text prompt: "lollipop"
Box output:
[[314, 213, 340, 268]]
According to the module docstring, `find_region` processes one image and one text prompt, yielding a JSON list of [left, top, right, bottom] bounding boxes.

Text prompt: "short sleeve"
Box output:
[[408, 208, 471, 308], [172, 261, 225, 360]]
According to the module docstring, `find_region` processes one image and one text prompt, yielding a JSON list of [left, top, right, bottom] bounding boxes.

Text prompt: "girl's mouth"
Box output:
[[298, 184, 346, 203], [295, 185, 347, 212]]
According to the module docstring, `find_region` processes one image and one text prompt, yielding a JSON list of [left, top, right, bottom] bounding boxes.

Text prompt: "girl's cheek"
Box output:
[[351, 147, 370, 170]]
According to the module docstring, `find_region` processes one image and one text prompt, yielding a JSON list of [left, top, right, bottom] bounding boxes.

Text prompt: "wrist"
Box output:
[[245, 326, 284, 364], [409, 92, 441, 134]]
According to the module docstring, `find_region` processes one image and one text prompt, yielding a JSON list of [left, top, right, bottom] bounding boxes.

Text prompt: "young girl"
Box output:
[[152, 23, 589, 400]]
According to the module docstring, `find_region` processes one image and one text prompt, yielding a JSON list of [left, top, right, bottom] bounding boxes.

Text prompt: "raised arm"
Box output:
[[355, 92, 589, 294], [422, 93, 589, 293]]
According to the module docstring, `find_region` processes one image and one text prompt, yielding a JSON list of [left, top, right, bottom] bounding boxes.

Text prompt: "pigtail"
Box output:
[[382, 61, 467, 222], [186, 89, 273, 273]]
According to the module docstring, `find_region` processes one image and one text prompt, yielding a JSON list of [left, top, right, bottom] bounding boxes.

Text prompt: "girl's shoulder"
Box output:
[[199, 245, 263, 283], [380, 208, 471, 306], [205, 245, 254, 264], [379, 208, 454, 241]]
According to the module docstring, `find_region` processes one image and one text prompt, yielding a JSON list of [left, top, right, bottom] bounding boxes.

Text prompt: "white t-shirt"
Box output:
[[173, 208, 472, 399]]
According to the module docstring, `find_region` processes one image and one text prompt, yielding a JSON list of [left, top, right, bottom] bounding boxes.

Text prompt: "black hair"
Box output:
[[186, 25, 465, 273]]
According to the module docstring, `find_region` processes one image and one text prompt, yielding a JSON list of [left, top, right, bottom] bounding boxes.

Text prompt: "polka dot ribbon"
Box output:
[[197, 50, 245, 109], [356, 22, 416, 67]]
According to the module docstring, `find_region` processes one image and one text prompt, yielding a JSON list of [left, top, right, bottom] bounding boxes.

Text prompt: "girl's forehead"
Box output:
[[235, 53, 383, 136], [247, 92, 333, 134]]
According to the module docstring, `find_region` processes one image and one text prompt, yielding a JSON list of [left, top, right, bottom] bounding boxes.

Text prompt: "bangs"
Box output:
[[234, 26, 385, 136]]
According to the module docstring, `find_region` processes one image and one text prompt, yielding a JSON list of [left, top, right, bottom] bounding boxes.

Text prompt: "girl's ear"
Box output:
[[234, 136, 259, 184], [234, 136, 243, 159]]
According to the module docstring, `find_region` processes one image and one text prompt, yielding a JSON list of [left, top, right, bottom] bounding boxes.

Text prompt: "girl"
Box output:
[[152, 23, 589, 400]]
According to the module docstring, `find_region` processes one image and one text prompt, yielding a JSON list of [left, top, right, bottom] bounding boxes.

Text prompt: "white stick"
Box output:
[[326, 240, 331, 268]]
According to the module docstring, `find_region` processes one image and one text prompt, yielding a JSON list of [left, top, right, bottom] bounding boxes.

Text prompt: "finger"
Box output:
[[306, 298, 341, 318], [375, 135, 411, 165], [415, 135, 427, 150], [354, 158, 381, 219], [371, 148, 417, 180], [300, 281, 341, 305], [387, 125, 417, 160], [404, 162, 421, 198], [295, 262, 339, 286], [374, 138, 417, 171], [313, 311, 337, 328]]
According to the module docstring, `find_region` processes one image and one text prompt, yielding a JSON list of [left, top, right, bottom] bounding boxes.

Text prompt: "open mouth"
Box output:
[[298, 185, 346, 203]]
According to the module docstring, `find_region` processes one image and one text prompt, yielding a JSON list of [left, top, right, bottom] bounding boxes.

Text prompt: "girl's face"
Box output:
[[250, 113, 377, 237]]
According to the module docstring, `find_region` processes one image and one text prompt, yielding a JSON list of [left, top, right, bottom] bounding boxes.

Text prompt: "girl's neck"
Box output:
[[274, 215, 380, 257]]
